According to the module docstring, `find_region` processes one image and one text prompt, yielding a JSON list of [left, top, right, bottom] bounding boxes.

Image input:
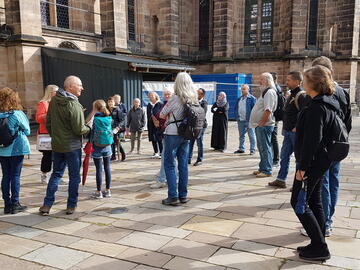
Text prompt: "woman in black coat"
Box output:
[[211, 92, 229, 152], [291, 65, 340, 262], [147, 91, 163, 158]]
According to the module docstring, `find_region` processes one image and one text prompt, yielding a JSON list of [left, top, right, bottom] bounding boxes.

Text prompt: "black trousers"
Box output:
[[291, 173, 326, 247], [40, 150, 52, 173], [152, 140, 163, 154], [271, 123, 279, 163]]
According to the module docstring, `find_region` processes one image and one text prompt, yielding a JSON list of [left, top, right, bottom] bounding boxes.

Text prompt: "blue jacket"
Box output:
[[234, 94, 256, 121], [0, 110, 31, 157]]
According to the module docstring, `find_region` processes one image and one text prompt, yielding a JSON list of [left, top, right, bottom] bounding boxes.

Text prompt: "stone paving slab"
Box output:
[[1, 119, 360, 269]]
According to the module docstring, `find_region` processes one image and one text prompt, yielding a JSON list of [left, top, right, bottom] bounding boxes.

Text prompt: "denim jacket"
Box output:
[[0, 110, 31, 157], [234, 94, 256, 122]]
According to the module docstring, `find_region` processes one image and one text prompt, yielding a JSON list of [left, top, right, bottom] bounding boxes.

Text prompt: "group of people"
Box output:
[[0, 56, 352, 262]]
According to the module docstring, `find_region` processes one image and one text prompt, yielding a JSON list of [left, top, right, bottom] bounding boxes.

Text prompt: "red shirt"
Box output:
[[36, 101, 49, 134]]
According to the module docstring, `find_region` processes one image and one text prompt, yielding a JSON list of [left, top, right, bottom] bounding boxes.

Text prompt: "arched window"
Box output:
[[199, 0, 211, 50], [128, 0, 136, 41], [58, 41, 80, 50], [152, 15, 159, 54], [307, 0, 318, 46]]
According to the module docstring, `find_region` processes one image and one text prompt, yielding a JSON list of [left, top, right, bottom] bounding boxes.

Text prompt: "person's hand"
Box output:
[[295, 170, 307, 181]]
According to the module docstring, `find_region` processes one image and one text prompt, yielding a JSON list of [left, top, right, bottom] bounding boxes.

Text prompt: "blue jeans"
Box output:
[[276, 130, 296, 182], [158, 139, 177, 183], [255, 126, 274, 175], [44, 149, 82, 208], [237, 120, 256, 152], [164, 135, 189, 199], [188, 128, 206, 162], [322, 162, 340, 230], [0, 155, 24, 207], [94, 157, 111, 191]]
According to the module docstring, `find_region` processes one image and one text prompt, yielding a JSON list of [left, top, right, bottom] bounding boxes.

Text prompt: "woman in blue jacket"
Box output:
[[234, 84, 257, 155], [0, 87, 30, 214]]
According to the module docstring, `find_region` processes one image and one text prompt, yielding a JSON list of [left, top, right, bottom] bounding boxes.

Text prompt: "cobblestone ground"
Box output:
[[0, 118, 359, 270]]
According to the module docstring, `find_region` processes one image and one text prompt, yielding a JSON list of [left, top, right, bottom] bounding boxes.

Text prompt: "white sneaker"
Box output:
[[41, 173, 48, 184], [92, 191, 103, 199], [153, 153, 160, 159], [300, 228, 308, 237], [103, 190, 111, 198], [150, 182, 166, 189]]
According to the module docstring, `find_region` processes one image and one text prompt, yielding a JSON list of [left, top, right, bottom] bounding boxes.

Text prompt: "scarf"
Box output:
[[216, 92, 227, 107]]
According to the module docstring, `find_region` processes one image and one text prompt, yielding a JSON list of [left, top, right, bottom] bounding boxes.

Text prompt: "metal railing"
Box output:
[[40, 0, 100, 34]]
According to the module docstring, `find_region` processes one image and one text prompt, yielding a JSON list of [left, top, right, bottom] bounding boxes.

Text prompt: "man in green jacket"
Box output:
[[40, 76, 90, 215]]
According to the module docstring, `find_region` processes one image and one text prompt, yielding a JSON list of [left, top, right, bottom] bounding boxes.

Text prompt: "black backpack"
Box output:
[[326, 111, 350, 162], [173, 103, 206, 140], [0, 113, 17, 148], [262, 87, 286, 121]]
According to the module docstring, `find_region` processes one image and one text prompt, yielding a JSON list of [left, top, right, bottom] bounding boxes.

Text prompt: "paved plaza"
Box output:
[[0, 119, 359, 270]]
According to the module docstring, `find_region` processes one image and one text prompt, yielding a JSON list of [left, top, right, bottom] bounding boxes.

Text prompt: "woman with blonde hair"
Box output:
[[88, 100, 114, 199], [160, 72, 198, 205], [36, 85, 59, 183], [291, 65, 338, 261], [0, 87, 30, 214]]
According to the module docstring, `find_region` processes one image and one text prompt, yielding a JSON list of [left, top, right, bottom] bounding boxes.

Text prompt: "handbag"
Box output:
[[36, 134, 52, 151]]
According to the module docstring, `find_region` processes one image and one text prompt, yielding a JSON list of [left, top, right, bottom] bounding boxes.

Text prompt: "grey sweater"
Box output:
[[127, 107, 145, 132]]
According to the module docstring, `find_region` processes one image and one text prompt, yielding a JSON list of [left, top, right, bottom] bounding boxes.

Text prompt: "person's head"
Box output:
[[218, 91, 226, 101], [163, 87, 174, 101], [41, 84, 59, 102], [286, 71, 303, 90], [312, 56, 333, 73], [270, 72, 278, 83], [259, 72, 276, 90], [197, 88, 205, 100], [64, 76, 83, 97], [0, 87, 23, 112], [303, 65, 335, 98], [148, 91, 160, 103], [133, 98, 141, 108], [113, 94, 121, 105], [92, 99, 110, 116], [241, 84, 250, 96], [174, 72, 198, 104], [107, 97, 115, 109]]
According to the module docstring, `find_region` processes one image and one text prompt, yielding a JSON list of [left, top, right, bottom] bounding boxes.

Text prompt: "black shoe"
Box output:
[[121, 152, 126, 161], [193, 161, 202, 166], [11, 203, 27, 214], [234, 150, 245, 154], [299, 245, 331, 261], [179, 197, 189, 204], [188, 160, 191, 165], [162, 197, 179, 206], [66, 207, 76, 215], [4, 205, 11, 214], [296, 243, 312, 253]]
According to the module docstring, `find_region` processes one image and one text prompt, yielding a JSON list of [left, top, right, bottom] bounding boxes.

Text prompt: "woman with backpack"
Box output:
[[36, 85, 59, 183], [88, 100, 114, 199], [0, 87, 30, 214], [147, 91, 163, 159], [159, 72, 198, 205], [291, 65, 340, 261], [210, 92, 229, 152]]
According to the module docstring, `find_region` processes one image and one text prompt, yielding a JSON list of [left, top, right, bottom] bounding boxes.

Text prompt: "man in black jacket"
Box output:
[[303, 56, 352, 237], [268, 71, 309, 188], [188, 88, 208, 166]]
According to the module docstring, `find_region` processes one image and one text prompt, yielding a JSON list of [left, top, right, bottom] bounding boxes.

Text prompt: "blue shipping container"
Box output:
[[191, 73, 252, 120]]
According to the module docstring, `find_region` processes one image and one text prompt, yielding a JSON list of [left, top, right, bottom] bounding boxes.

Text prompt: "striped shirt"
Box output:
[[160, 95, 186, 135]]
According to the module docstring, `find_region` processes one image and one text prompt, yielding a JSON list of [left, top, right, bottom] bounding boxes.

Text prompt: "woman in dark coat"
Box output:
[[147, 91, 163, 158], [291, 65, 339, 262], [211, 92, 229, 152]]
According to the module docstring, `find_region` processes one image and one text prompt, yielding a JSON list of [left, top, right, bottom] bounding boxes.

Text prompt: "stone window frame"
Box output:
[[199, 0, 213, 51], [244, 0, 274, 47], [127, 0, 136, 41], [307, 0, 319, 47]]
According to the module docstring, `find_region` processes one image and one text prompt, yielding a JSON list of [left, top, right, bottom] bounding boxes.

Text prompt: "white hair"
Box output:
[[163, 87, 174, 95], [148, 91, 160, 102], [261, 73, 276, 90], [174, 72, 198, 104], [133, 98, 141, 103], [64, 75, 81, 90]]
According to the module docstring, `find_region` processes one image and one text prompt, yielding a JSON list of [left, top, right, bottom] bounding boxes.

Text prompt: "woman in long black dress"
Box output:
[[147, 91, 163, 158], [211, 92, 229, 152]]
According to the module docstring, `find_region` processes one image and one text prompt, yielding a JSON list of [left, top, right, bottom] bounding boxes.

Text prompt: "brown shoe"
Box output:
[[268, 179, 287, 188], [256, 172, 272, 178], [253, 170, 261, 175], [66, 207, 76, 215], [39, 205, 51, 216]]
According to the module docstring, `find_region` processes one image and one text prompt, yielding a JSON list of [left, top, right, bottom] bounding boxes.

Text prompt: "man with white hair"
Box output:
[[249, 73, 278, 177], [39, 75, 91, 215]]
